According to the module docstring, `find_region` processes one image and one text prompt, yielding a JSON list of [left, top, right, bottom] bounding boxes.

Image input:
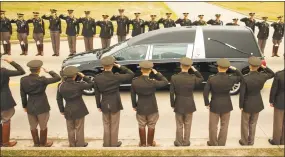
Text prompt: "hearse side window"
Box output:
[[112, 45, 148, 61], [152, 44, 188, 60]]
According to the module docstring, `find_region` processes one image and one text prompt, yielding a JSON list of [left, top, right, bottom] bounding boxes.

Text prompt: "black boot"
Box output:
[[36, 45, 41, 56], [20, 44, 25, 55], [2, 44, 8, 55], [7, 43, 11, 55], [275, 46, 280, 57], [40, 44, 44, 56], [272, 46, 276, 57], [24, 44, 28, 55], [139, 128, 146, 147], [31, 129, 40, 147]]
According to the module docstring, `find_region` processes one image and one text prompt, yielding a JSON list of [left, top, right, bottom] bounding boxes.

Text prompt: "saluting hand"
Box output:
[[206, 105, 210, 109], [77, 72, 85, 77], [229, 66, 237, 70], [270, 103, 274, 107], [114, 63, 121, 68], [261, 64, 267, 69], [98, 108, 102, 112], [23, 108, 27, 112], [191, 66, 197, 72], [133, 108, 137, 111], [152, 69, 158, 74], [3, 58, 13, 63], [240, 108, 243, 111]]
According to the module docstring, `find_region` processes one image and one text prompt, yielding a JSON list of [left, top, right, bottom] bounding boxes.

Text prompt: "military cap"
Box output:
[[118, 9, 125, 12], [50, 9, 57, 13], [84, 11, 90, 14], [277, 16, 283, 19], [180, 57, 193, 66], [150, 15, 157, 17], [100, 56, 115, 66], [67, 9, 74, 13], [262, 16, 268, 20], [248, 56, 261, 67], [233, 18, 239, 21], [217, 58, 230, 68], [102, 14, 109, 18], [249, 12, 255, 16], [198, 15, 204, 17], [166, 13, 172, 15], [63, 66, 79, 77], [27, 60, 43, 69], [183, 13, 189, 15], [17, 13, 24, 17], [215, 14, 221, 17], [33, 12, 39, 15], [0, 10, 6, 14], [134, 12, 141, 15], [139, 61, 154, 69]]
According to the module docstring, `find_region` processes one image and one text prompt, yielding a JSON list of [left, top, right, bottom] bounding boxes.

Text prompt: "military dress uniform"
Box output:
[[271, 16, 284, 57], [59, 11, 80, 56], [175, 13, 192, 26], [226, 18, 239, 26], [0, 10, 12, 55], [94, 56, 134, 147], [158, 13, 176, 28], [1, 60, 25, 147], [27, 12, 45, 56], [96, 15, 114, 49], [170, 57, 204, 146], [269, 69, 284, 145], [131, 61, 169, 147], [240, 13, 256, 32], [11, 14, 29, 55], [239, 57, 275, 145], [255, 17, 270, 55], [207, 14, 223, 25], [78, 11, 96, 51], [203, 58, 244, 146], [144, 16, 160, 32], [129, 13, 145, 37], [20, 60, 61, 147], [42, 9, 62, 56], [57, 66, 93, 147], [110, 9, 129, 42], [192, 15, 207, 26]]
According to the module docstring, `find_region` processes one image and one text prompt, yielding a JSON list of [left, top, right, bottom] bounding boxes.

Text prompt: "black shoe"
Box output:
[[207, 141, 211, 146], [117, 141, 122, 147], [2, 53, 8, 55], [183, 141, 191, 146], [20, 53, 25, 55], [239, 140, 246, 146], [84, 142, 88, 147], [268, 139, 276, 145], [174, 141, 181, 147], [52, 54, 56, 56]]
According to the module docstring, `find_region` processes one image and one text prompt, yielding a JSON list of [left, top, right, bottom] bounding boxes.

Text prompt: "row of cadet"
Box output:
[[0, 10, 284, 57]]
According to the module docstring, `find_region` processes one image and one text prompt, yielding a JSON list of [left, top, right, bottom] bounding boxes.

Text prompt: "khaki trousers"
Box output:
[[175, 113, 193, 146], [0, 32, 11, 44], [67, 36, 76, 54], [273, 39, 282, 46], [117, 36, 126, 42], [1, 107, 15, 123], [101, 38, 111, 49], [209, 111, 231, 146], [27, 112, 50, 130], [102, 111, 120, 147], [66, 117, 85, 147], [50, 31, 60, 55], [272, 108, 285, 145], [33, 33, 44, 45], [17, 33, 28, 45], [136, 112, 159, 129], [258, 39, 267, 54], [240, 111, 259, 145], [84, 37, 93, 51]]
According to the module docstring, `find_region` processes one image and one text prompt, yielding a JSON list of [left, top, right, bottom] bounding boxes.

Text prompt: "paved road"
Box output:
[[1, 2, 284, 148]]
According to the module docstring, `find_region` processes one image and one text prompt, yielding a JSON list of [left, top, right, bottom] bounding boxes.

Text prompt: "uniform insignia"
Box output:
[[132, 77, 138, 80]]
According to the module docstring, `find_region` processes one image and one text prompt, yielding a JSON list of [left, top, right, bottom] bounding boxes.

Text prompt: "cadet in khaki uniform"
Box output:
[[1, 57, 25, 147], [144, 15, 160, 32], [129, 12, 145, 37], [59, 10, 80, 56], [20, 60, 61, 147], [193, 15, 207, 26], [226, 18, 239, 26], [158, 13, 176, 28], [57, 66, 93, 147], [175, 13, 192, 26], [203, 58, 244, 146], [131, 61, 168, 147], [255, 17, 270, 55], [207, 14, 223, 25], [271, 16, 284, 57], [27, 12, 45, 56], [11, 13, 29, 55], [110, 9, 129, 42], [42, 9, 62, 56], [94, 56, 134, 147], [96, 15, 114, 49], [78, 11, 96, 51], [269, 64, 284, 145], [241, 13, 256, 33], [170, 57, 204, 147], [239, 57, 275, 146], [0, 10, 12, 56]]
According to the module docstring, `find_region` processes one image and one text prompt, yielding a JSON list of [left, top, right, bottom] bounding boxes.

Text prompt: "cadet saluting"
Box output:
[[144, 15, 160, 32], [0, 10, 12, 56], [203, 58, 244, 146], [207, 14, 223, 25], [59, 10, 80, 56], [96, 15, 114, 49], [78, 11, 96, 51], [239, 56, 274, 146], [240, 13, 256, 33], [226, 18, 239, 26], [170, 57, 204, 147], [158, 13, 176, 28], [57, 66, 93, 147], [42, 9, 62, 56], [27, 12, 45, 56], [1, 57, 25, 147], [268, 60, 284, 145], [175, 13, 192, 26], [11, 13, 29, 56], [94, 56, 134, 147], [271, 16, 284, 57], [110, 9, 129, 42], [131, 61, 168, 147], [20, 60, 61, 147], [255, 17, 270, 55], [193, 15, 207, 26], [129, 12, 145, 37]]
